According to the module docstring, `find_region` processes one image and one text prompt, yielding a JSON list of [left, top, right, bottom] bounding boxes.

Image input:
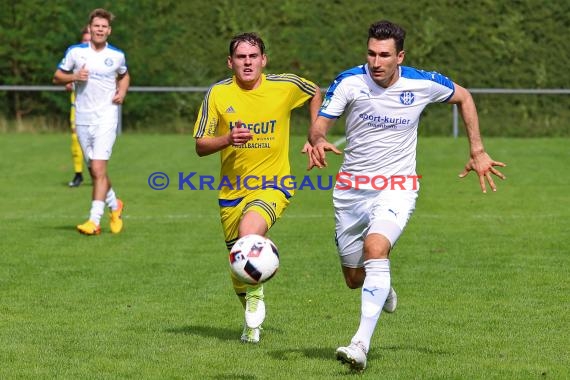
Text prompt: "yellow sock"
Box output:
[[71, 132, 83, 173]]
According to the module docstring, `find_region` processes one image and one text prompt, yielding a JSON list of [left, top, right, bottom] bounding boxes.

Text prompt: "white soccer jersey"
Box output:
[[58, 42, 127, 125], [320, 64, 454, 189]]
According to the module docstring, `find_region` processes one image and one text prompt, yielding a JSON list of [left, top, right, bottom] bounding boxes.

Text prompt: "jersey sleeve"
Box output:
[[429, 71, 455, 103], [319, 77, 350, 119], [268, 74, 317, 109], [401, 66, 455, 103], [288, 74, 317, 109], [193, 86, 219, 138], [117, 54, 128, 76], [57, 45, 77, 72]]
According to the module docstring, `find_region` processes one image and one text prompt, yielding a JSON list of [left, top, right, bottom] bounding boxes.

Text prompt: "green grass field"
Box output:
[[0, 134, 568, 379]]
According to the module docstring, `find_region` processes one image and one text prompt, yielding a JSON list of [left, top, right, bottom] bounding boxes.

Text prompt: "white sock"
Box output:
[[89, 200, 106, 225], [351, 259, 391, 353], [105, 188, 118, 211]]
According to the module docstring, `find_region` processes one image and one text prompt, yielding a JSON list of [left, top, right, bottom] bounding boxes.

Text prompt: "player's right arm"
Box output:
[[308, 116, 341, 169], [53, 65, 88, 86], [193, 85, 253, 156], [53, 46, 89, 86], [195, 122, 253, 157]]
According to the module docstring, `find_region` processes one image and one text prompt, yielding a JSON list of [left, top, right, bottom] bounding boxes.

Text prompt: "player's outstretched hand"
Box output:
[[309, 141, 342, 170], [301, 142, 317, 171], [459, 151, 506, 193]]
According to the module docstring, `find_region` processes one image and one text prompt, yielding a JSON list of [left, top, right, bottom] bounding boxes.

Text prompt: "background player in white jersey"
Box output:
[[308, 20, 506, 371], [53, 8, 129, 235]]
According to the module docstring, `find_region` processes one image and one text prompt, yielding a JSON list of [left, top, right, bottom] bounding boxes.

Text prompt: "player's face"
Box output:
[[228, 42, 267, 90], [89, 17, 111, 47], [366, 38, 405, 88]]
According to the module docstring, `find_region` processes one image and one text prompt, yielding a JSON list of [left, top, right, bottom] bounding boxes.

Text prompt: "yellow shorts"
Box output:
[[219, 189, 290, 251]]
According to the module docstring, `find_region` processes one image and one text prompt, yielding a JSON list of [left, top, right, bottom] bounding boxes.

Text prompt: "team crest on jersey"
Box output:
[[400, 91, 415, 105], [104, 58, 113, 66]]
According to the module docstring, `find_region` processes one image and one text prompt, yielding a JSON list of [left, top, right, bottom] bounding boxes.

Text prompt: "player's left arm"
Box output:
[[113, 71, 130, 105], [308, 85, 322, 122], [448, 83, 506, 193], [301, 85, 324, 167]]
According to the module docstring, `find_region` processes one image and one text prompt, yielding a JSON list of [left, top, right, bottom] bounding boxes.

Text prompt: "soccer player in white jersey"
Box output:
[[53, 8, 130, 235], [308, 20, 506, 371]]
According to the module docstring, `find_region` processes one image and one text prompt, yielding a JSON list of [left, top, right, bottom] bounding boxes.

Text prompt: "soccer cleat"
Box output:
[[240, 325, 261, 344], [245, 285, 265, 328], [109, 199, 124, 234], [77, 220, 101, 235], [383, 287, 398, 313], [336, 341, 368, 371], [68, 173, 83, 187]]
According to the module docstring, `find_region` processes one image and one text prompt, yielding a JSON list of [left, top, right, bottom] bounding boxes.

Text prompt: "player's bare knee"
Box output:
[[364, 232, 393, 259]]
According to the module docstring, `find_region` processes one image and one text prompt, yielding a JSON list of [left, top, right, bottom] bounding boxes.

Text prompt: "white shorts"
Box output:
[[76, 123, 118, 162], [333, 187, 418, 268]]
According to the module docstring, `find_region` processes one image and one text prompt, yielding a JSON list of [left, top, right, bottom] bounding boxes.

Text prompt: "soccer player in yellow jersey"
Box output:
[[193, 32, 322, 343], [67, 26, 91, 187]]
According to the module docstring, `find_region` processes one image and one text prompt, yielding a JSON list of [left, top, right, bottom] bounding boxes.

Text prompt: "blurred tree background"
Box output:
[[0, 0, 568, 136]]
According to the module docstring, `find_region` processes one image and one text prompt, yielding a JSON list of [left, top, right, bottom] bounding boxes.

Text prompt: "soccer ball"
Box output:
[[229, 234, 279, 285]]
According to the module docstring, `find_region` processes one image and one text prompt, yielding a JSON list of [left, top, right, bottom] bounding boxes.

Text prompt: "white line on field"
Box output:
[[1, 213, 566, 221], [332, 137, 346, 147]]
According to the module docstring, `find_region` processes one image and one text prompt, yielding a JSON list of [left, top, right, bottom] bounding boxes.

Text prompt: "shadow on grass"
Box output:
[[268, 346, 332, 361], [268, 344, 449, 362], [381, 344, 450, 355], [53, 225, 80, 232], [165, 325, 237, 341]]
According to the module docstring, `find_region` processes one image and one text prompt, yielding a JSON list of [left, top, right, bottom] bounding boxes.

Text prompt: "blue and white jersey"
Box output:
[[58, 42, 128, 125], [320, 64, 454, 189]]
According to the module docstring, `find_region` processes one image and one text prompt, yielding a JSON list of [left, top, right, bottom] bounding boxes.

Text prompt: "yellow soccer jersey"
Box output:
[[194, 73, 317, 201]]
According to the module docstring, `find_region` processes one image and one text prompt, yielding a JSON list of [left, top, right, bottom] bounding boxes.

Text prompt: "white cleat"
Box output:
[[336, 341, 367, 371], [383, 287, 397, 313], [245, 285, 265, 328], [240, 325, 260, 344]]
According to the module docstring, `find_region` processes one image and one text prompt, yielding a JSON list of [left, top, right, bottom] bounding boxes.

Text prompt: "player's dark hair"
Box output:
[[229, 32, 266, 56], [89, 8, 115, 25], [368, 20, 406, 52]]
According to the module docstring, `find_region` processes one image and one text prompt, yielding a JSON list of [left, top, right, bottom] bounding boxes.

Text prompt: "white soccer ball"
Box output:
[[229, 234, 279, 285]]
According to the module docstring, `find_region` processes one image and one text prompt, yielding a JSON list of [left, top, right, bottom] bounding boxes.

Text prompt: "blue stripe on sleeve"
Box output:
[[317, 111, 339, 119], [400, 66, 454, 90], [324, 65, 366, 99]]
